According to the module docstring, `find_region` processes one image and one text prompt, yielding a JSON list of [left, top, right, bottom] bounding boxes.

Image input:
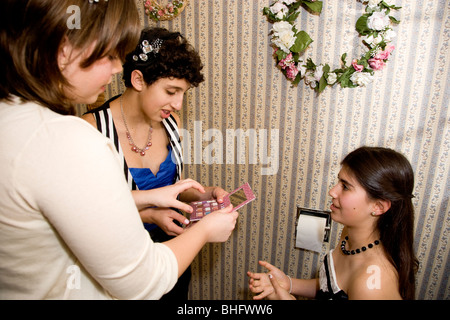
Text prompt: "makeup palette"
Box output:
[[189, 183, 256, 221]]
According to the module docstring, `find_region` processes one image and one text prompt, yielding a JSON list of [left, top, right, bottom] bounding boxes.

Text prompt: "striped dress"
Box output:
[[85, 95, 183, 190], [316, 249, 349, 300]]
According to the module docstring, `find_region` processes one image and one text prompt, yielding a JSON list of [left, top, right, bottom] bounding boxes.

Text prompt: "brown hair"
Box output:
[[341, 146, 419, 299], [0, 0, 140, 115]]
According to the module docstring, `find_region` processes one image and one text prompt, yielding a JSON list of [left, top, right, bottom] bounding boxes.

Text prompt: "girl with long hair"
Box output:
[[248, 146, 418, 300]]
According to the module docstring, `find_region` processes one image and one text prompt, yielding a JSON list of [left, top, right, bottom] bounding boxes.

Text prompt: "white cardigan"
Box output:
[[0, 98, 178, 299]]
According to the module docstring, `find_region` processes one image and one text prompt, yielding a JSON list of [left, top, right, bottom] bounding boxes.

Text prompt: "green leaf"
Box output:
[[263, 7, 278, 22], [292, 72, 302, 85], [317, 64, 330, 93], [286, 11, 300, 23], [305, 58, 316, 70], [337, 68, 357, 88], [341, 53, 348, 66], [356, 14, 371, 36], [303, 0, 323, 14], [291, 31, 313, 53], [389, 16, 400, 24]]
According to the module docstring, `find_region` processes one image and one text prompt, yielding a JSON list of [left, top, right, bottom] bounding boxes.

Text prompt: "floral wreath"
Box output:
[[144, 0, 188, 22], [264, 0, 401, 93]]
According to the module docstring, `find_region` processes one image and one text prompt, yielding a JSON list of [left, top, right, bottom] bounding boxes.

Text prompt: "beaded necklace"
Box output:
[[120, 96, 153, 156], [340, 236, 380, 255]]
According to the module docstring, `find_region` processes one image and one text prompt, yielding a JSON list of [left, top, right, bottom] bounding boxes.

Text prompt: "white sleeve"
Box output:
[[14, 117, 178, 299]]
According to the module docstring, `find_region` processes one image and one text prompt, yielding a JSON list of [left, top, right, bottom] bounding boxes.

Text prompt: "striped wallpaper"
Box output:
[[77, 0, 449, 300]]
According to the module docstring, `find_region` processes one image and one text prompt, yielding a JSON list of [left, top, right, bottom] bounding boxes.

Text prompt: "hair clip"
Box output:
[[88, 0, 108, 3], [132, 39, 164, 62]]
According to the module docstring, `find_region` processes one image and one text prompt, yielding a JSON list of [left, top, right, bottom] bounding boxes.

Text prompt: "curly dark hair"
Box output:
[[122, 27, 204, 88]]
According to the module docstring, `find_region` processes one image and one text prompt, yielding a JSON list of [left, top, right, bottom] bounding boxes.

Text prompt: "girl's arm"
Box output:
[[248, 261, 319, 300]]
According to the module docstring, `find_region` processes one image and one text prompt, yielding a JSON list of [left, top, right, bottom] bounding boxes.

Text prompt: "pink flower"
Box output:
[[375, 45, 395, 60], [286, 65, 299, 80], [368, 57, 385, 70], [279, 53, 294, 69], [352, 59, 364, 72], [158, 10, 164, 16]]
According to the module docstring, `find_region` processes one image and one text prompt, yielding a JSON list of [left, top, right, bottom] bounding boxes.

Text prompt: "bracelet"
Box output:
[[287, 275, 292, 294]]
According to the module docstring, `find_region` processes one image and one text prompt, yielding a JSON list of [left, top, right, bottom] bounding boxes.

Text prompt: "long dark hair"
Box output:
[[341, 146, 419, 300]]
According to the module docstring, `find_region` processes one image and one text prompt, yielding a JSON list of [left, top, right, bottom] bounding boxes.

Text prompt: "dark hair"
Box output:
[[122, 27, 204, 88], [341, 146, 419, 300], [0, 0, 140, 115]]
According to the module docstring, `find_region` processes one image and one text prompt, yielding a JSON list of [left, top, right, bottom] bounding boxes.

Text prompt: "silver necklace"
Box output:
[[120, 96, 153, 156]]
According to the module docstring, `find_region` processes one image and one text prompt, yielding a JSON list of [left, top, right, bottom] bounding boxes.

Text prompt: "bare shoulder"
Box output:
[[81, 112, 97, 128], [347, 256, 402, 300]]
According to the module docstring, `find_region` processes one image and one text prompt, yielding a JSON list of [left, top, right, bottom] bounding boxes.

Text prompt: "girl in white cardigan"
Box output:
[[0, 0, 238, 299]]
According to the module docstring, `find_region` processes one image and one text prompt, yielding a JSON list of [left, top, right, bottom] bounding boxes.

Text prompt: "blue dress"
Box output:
[[129, 146, 177, 232]]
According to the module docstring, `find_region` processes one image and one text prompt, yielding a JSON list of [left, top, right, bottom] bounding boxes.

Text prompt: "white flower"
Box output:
[[272, 21, 296, 53], [305, 72, 317, 88], [367, 0, 382, 8], [283, 0, 297, 5], [272, 32, 296, 53], [270, 2, 289, 18], [272, 21, 292, 34], [314, 65, 324, 81], [350, 71, 374, 86], [382, 29, 397, 42], [298, 64, 307, 77], [368, 11, 390, 31], [365, 34, 383, 46], [327, 72, 337, 85]]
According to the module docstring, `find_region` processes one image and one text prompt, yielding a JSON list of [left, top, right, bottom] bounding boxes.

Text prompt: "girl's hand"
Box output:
[[196, 204, 238, 242], [139, 207, 189, 236], [268, 273, 296, 300], [210, 186, 228, 204], [138, 179, 206, 212], [247, 261, 292, 300]]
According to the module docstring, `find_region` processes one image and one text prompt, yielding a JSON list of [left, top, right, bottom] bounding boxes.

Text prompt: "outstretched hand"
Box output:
[[247, 261, 294, 300]]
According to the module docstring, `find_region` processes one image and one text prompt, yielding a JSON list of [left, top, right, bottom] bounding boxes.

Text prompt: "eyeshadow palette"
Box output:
[[189, 183, 256, 221]]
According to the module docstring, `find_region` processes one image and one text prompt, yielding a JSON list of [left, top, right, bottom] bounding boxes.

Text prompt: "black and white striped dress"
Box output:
[[85, 95, 183, 190], [316, 249, 349, 300]]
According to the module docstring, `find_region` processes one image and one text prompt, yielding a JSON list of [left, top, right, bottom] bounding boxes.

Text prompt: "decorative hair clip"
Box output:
[[132, 39, 164, 62], [88, 0, 108, 3]]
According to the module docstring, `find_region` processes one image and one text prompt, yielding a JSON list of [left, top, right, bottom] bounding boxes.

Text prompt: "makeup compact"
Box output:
[[189, 183, 256, 221]]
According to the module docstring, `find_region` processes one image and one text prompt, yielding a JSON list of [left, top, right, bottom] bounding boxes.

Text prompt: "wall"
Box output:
[[78, 0, 449, 299]]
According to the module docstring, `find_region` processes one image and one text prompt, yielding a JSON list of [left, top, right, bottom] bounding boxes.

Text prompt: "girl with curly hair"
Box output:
[[83, 27, 228, 299]]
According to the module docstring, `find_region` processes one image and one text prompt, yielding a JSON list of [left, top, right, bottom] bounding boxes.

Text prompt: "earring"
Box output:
[[371, 212, 377, 216]]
